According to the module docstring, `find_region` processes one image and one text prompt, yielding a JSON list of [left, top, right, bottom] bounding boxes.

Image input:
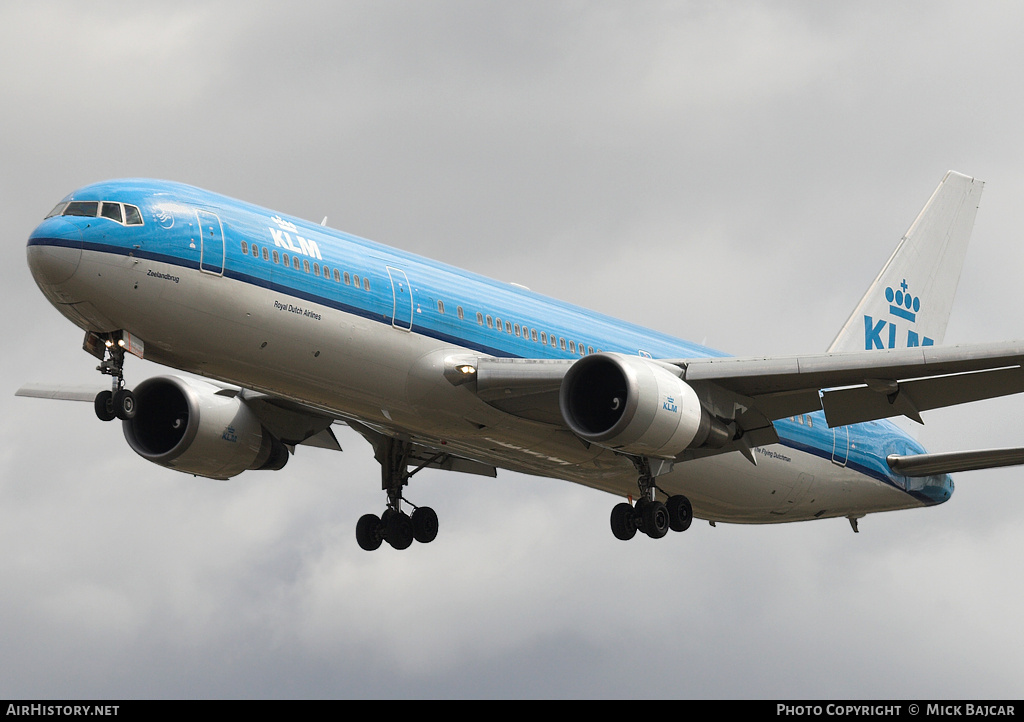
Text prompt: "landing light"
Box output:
[[444, 360, 478, 386]]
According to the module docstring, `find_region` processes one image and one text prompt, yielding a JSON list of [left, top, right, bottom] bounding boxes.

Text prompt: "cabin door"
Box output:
[[197, 210, 225, 276], [831, 426, 850, 467], [387, 266, 413, 331]]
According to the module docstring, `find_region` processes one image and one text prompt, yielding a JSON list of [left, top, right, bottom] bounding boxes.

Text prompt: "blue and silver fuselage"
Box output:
[[26, 179, 953, 523]]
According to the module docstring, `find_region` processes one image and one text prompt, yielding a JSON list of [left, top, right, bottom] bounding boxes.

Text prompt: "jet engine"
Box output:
[[559, 353, 733, 459], [122, 376, 289, 479]]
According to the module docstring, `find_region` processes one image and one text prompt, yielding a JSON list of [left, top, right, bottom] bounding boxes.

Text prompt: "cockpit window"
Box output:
[[124, 205, 143, 225], [101, 202, 123, 223], [49, 200, 144, 226], [63, 201, 99, 218]]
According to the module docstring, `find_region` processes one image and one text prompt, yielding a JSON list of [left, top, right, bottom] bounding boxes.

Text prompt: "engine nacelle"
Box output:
[[122, 376, 288, 479], [559, 353, 733, 459]]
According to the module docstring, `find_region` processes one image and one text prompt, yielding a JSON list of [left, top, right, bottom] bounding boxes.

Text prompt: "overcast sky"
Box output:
[[3, 1, 1024, 699]]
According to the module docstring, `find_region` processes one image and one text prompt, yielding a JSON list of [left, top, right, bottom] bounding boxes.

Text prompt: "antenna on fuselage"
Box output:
[[321, 216, 328, 227]]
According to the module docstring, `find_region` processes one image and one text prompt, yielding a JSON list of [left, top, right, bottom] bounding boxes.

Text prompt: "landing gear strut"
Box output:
[[610, 457, 693, 541], [90, 333, 135, 422], [356, 436, 440, 551]]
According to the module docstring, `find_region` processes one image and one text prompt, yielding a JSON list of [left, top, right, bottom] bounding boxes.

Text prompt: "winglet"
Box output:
[[828, 171, 984, 353]]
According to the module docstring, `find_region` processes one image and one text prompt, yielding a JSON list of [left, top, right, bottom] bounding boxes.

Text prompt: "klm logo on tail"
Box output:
[[864, 279, 934, 350]]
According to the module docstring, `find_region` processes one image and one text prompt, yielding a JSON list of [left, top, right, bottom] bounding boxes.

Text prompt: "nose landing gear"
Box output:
[[87, 332, 136, 422]]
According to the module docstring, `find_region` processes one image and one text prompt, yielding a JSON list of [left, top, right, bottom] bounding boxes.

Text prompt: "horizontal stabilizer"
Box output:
[[888, 447, 1024, 477]]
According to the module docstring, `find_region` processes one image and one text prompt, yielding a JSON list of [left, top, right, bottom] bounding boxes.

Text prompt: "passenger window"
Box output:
[[273, 250, 280, 263], [314, 263, 320, 276], [303, 259, 310, 273], [252, 244, 259, 257], [124, 205, 143, 225], [363, 277, 370, 291], [283, 253, 290, 267], [569, 341, 576, 353], [353, 274, 360, 288], [486, 315, 493, 329], [476, 312, 483, 325], [241, 241, 249, 255], [514, 323, 521, 337], [560, 338, 566, 350], [457, 306, 464, 320], [588, 346, 594, 355], [495, 317, 502, 331], [505, 321, 512, 334], [63, 201, 98, 218], [344, 272, 351, 285], [438, 300, 445, 314], [101, 202, 123, 223], [531, 329, 538, 342], [322, 265, 330, 278], [540, 332, 547, 344], [262, 247, 269, 261], [293, 256, 301, 270], [334, 269, 341, 282]]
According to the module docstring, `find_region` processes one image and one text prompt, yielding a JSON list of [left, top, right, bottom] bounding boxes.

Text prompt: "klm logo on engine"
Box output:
[[268, 215, 322, 260], [663, 396, 679, 413], [864, 279, 933, 350], [222, 425, 238, 443]]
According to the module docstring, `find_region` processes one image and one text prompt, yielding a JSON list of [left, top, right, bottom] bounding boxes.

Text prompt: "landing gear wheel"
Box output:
[[356, 513, 383, 551], [610, 502, 638, 541], [667, 495, 693, 532], [411, 506, 439, 544], [113, 388, 136, 420], [642, 500, 670, 539], [385, 512, 414, 550], [94, 391, 116, 422]]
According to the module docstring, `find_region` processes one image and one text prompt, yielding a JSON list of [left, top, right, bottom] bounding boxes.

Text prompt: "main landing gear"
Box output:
[[91, 334, 136, 422], [356, 437, 440, 551], [610, 457, 693, 541]]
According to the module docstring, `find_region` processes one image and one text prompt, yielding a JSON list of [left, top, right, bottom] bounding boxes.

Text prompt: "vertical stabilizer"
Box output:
[[828, 171, 984, 353]]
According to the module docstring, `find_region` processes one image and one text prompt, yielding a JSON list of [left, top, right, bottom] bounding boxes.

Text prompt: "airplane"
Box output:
[[20, 170, 1024, 551]]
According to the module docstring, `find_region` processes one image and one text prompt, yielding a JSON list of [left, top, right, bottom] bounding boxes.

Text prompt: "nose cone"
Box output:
[[27, 217, 82, 291]]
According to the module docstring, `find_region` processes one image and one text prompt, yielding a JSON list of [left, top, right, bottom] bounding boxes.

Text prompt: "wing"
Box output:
[[674, 340, 1024, 428], [453, 341, 1024, 467], [16, 379, 344, 451]]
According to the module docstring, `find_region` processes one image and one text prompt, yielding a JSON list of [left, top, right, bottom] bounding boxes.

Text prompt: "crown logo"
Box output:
[[884, 279, 920, 323], [269, 214, 298, 233]]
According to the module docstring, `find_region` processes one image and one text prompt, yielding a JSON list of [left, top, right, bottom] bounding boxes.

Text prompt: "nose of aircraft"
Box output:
[[26, 217, 83, 290]]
